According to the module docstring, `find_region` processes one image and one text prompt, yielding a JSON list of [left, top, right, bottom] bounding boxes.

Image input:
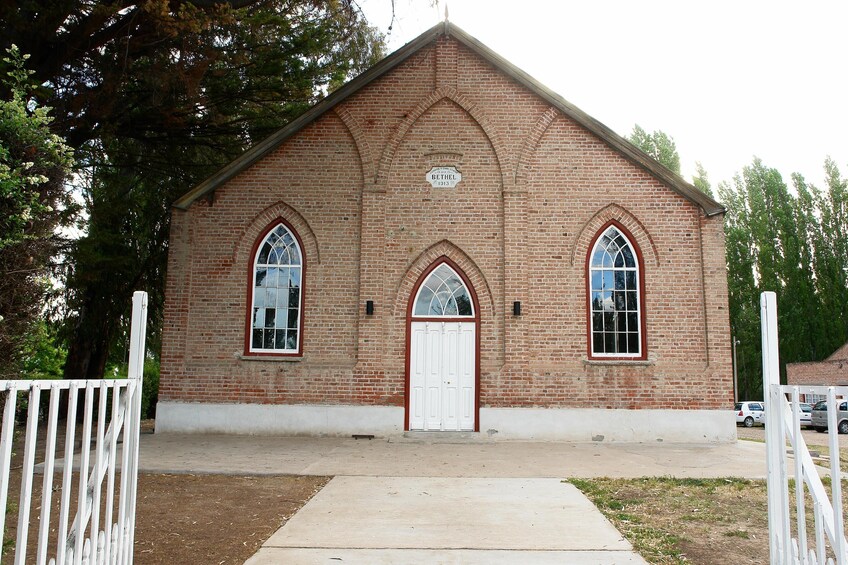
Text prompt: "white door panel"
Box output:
[[408, 324, 426, 429], [409, 321, 475, 431]]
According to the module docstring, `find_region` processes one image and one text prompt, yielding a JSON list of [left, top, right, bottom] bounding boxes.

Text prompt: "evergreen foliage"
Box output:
[[1, 1, 385, 379], [0, 45, 75, 378]]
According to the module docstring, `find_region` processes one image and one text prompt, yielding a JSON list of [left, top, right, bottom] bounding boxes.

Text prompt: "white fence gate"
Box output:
[[762, 291, 848, 565], [1, 291, 147, 565]]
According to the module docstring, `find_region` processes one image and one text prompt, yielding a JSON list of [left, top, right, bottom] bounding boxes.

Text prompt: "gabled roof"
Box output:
[[174, 21, 725, 216], [827, 341, 848, 362]]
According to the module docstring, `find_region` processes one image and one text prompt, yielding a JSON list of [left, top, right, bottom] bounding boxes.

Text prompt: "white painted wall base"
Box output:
[[479, 407, 736, 443], [156, 401, 404, 436], [157, 401, 736, 443]]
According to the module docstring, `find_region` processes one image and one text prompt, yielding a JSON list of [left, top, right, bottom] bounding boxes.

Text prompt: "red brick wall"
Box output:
[[787, 360, 848, 387], [159, 36, 733, 410]]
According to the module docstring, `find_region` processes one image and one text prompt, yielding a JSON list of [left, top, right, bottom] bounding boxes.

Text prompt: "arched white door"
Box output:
[[408, 262, 476, 431]]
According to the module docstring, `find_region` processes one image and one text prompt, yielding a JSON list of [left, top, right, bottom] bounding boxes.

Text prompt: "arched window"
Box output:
[[413, 263, 474, 317], [249, 222, 303, 354], [588, 224, 643, 358]]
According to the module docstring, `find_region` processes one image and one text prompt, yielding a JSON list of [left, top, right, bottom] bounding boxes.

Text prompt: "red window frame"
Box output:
[[243, 218, 306, 357], [585, 220, 647, 361]]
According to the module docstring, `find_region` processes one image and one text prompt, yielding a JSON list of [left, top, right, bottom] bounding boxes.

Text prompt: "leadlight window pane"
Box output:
[[602, 271, 614, 290], [455, 294, 472, 316], [589, 225, 641, 357], [593, 333, 604, 352], [614, 271, 625, 290], [253, 308, 264, 329], [250, 223, 303, 352], [413, 263, 474, 317], [443, 297, 458, 316], [591, 271, 602, 291]]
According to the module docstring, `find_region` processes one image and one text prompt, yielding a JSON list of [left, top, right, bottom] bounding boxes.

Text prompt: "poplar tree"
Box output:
[[627, 124, 681, 175]]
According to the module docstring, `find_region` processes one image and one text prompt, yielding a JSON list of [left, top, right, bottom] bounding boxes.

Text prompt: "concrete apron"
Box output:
[[136, 433, 769, 478], [245, 476, 648, 565]]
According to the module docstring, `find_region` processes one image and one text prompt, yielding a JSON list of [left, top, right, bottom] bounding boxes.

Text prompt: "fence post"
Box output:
[[125, 291, 147, 565], [762, 291, 787, 565]]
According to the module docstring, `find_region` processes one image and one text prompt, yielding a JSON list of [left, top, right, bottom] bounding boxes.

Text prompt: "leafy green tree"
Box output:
[[0, 45, 74, 378], [720, 157, 848, 399], [692, 162, 714, 198], [2, 2, 385, 379], [813, 159, 848, 351], [627, 124, 681, 174]]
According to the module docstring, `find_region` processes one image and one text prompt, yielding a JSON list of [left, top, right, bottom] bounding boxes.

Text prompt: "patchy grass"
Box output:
[[569, 477, 848, 564], [568, 477, 769, 564]]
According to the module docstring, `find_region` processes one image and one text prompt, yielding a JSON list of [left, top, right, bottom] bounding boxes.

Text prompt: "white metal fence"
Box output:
[[1, 291, 147, 565], [762, 291, 848, 565]]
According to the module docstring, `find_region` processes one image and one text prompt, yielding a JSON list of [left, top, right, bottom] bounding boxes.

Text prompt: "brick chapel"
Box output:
[[158, 22, 734, 442]]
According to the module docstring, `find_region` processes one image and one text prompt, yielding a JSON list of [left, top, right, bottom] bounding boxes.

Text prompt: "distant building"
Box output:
[[787, 341, 848, 404], [157, 22, 733, 442]]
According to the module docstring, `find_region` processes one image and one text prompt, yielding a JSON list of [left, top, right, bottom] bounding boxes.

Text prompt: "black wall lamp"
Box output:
[[513, 301, 521, 316], [366, 300, 375, 315]]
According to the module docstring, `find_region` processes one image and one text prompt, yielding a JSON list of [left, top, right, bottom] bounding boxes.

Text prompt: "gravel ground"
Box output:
[[736, 424, 848, 449]]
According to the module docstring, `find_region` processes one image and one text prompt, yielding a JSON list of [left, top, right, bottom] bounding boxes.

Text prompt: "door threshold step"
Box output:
[[388, 431, 494, 444]]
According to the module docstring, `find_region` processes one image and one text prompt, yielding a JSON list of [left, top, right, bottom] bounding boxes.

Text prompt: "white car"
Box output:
[[735, 401, 765, 427], [798, 403, 813, 428]]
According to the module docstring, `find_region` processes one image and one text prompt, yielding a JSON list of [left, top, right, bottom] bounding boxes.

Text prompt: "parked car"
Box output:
[[811, 400, 848, 434], [799, 403, 813, 428], [735, 401, 765, 427]]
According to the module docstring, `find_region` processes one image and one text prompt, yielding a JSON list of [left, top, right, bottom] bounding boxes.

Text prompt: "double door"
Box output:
[[408, 321, 475, 431]]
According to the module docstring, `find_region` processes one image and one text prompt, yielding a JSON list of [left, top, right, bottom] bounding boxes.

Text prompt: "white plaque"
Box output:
[[426, 166, 462, 188]]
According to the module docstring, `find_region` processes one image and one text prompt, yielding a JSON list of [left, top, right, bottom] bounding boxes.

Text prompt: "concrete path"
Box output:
[[131, 434, 766, 564], [138, 433, 769, 478], [245, 476, 647, 564]]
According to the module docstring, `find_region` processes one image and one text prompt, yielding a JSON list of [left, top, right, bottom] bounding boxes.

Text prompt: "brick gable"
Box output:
[[160, 24, 732, 429]]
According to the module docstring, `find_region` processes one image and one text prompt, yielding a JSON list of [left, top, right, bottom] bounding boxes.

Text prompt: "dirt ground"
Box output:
[[736, 423, 848, 449], [133, 473, 328, 564], [2, 420, 328, 564], [5, 417, 847, 564]]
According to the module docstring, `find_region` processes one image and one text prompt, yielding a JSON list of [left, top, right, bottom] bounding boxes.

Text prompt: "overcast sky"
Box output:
[[359, 0, 848, 190]]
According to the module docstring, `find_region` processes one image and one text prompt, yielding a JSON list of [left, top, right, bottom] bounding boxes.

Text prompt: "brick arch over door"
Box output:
[[374, 85, 508, 190], [393, 241, 494, 322], [390, 240, 502, 375]]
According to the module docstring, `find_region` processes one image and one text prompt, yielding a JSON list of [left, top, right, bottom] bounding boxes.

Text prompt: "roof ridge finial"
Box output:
[[444, 4, 449, 23]]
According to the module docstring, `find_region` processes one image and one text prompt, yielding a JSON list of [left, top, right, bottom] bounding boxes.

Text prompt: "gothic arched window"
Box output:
[[588, 224, 644, 358], [249, 222, 303, 354]]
